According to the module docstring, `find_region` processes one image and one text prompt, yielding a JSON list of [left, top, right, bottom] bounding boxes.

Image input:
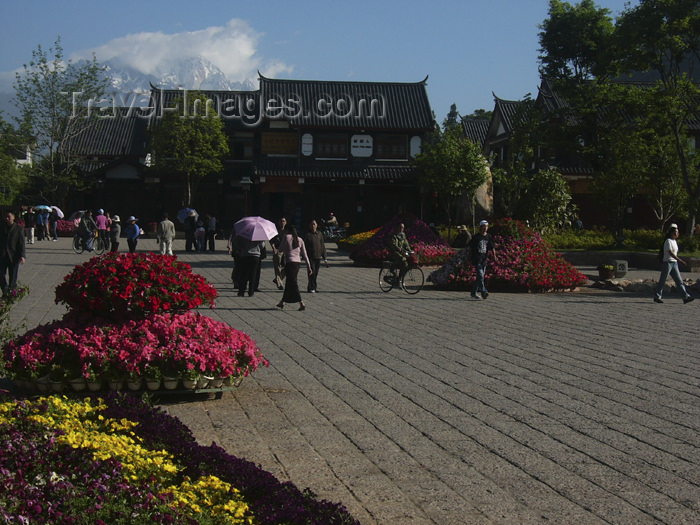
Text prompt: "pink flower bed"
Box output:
[[4, 311, 267, 381], [428, 218, 588, 292]]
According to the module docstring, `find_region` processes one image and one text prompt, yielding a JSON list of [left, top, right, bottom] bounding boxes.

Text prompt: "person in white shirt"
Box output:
[[654, 223, 694, 304]]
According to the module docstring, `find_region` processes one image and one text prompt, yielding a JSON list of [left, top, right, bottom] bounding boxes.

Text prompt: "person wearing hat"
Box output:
[[467, 220, 497, 300], [388, 222, 412, 283], [125, 216, 140, 253], [452, 224, 472, 248], [94, 208, 108, 249], [109, 215, 121, 253], [654, 223, 694, 304], [184, 210, 197, 252]]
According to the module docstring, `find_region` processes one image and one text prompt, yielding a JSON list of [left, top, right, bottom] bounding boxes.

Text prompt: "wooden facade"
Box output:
[[68, 75, 436, 234]]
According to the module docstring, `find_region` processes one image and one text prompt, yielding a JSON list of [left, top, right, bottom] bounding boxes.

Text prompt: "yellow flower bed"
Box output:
[[0, 396, 251, 523]]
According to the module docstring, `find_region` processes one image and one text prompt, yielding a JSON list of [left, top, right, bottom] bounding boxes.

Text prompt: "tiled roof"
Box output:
[[147, 88, 261, 129], [255, 157, 416, 181], [63, 108, 148, 157], [259, 74, 435, 130], [146, 76, 436, 132], [493, 94, 531, 134], [461, 117, 490, 148]]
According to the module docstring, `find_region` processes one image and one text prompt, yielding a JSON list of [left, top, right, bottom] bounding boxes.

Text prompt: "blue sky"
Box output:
[[1, 0, 632, 121]]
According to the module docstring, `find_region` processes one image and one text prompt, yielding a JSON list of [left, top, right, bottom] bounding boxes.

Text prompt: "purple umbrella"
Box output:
[[234, 216, 278, 241]]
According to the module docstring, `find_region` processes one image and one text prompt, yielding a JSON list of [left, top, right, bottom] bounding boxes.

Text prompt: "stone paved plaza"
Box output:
[[6, 237, 700, 524]]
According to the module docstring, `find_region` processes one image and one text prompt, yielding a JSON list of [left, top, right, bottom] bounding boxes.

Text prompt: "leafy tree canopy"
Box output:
[[13, 37, 109, 207], [149, 92, 230, 207]]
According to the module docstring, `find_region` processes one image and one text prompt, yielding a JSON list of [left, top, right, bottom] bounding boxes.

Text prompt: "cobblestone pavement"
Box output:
[[6, 237, 700, 524]]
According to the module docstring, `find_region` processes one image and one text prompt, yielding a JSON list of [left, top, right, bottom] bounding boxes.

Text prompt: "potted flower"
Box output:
[[181, 367, 200, 390], [126, 369, 143, 391], [83, 364, 103, 392], [144, 364, 162, 391], [597, 263, 615, 280], [48, 364, 66, 393]]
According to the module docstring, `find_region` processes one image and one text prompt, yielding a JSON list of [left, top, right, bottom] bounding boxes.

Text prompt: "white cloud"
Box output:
[[73, 18, 293, 82]]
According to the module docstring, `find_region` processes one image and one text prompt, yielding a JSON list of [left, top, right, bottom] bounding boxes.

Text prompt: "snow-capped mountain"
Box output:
[[103, 56, 258, 94], [0, 56, 258, 118]]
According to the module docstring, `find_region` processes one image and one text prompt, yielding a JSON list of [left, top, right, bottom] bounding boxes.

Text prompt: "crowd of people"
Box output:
[[2, 206, 696, 309], [228, 217, 330, 312]]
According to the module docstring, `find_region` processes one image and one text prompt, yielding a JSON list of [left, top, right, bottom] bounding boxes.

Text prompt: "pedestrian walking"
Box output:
[[157, 212, 176, 256], [270, 217, 287, 290], [94, 209, 108, 249], [206, 213, 217, 252], [0, 211, 26, 296], [303, 219, 327, 293], [49, 208, 59, 241], [653, 223, 695, 304], [22, 207, 36, 244], [35, 209, 46, 241], [233, 235, 264, 297], [467, 220, 497, 300], [184, 211, 197, 252], [109, 215, 121, 253], [276, 223, 311, 311], [125, 216, 140, 253]]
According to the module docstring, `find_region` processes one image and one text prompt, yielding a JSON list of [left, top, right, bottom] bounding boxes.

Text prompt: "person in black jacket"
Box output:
[[0, 211, 26, 295]]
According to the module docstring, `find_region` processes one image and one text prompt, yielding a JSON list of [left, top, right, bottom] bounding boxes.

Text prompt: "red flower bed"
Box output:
[[55, 252, 218, 319], [428, 218, 588, 292]]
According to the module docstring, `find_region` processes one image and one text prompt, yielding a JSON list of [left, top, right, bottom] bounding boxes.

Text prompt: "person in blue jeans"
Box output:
[[467, 220, 497, 300], [654, 223, 694, 304]]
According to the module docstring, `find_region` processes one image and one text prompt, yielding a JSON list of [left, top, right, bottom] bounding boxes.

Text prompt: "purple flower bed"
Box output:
[[1, 392, 361, 525], [349, 214, 455, 267], [102, 393, 361, 525]]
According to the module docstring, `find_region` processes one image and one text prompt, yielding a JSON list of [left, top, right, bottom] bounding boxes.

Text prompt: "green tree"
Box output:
[[465, 108, 492, 120], [414, 126, 489, 235], [149, 93, 230, 207], [13, 37, 109, 207], [442, 103, 461, 131], [522, 167, 576, 232], [538, 0, 617, 83], [0, 115, 30, 205], [491, 97, 576, 232], [615, 0, 700, 236]]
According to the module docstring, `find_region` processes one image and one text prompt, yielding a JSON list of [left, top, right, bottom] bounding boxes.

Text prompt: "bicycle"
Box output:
[[72, 231, 106, 255], [378, 252, 424, 294]]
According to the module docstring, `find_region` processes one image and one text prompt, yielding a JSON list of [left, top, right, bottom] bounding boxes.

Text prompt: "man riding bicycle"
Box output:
[[388, 223, 411, 282], [76, 211, 97, 252]]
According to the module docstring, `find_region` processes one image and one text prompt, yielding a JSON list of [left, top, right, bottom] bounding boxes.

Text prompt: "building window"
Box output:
[[375, 135, 407, 160], [314, 134, 348, 159]]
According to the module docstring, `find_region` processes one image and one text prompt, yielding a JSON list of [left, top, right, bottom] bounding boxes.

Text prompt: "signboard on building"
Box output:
[[351, 135, 373, 157], [261, 132, 297, 156], [301, 133, 313, 156]]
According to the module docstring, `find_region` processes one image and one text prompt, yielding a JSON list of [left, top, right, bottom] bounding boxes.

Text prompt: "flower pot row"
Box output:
[[11, 374, 244, 394]]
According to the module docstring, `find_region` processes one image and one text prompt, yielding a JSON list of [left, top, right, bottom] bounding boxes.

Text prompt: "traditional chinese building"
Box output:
[[68, 74, 436, 234]]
